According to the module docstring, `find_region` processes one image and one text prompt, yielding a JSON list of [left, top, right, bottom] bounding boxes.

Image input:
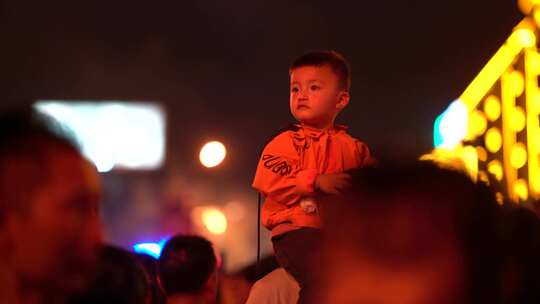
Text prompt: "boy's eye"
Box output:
[[310, 85, 320, 91], [291, 87, 299, 93]]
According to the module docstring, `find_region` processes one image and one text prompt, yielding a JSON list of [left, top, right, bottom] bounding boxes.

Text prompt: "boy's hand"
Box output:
[[315, 173, 351, 194]]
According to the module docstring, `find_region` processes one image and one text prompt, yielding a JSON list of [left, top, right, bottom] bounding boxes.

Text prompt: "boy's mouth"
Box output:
[[297, 105, 310, 110]]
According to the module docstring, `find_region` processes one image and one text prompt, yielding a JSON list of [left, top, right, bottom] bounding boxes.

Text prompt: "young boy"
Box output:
[[252, 50, 372, 302]]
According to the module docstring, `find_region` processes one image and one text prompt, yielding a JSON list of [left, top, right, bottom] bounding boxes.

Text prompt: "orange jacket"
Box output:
[[252, 124, 371, 237]]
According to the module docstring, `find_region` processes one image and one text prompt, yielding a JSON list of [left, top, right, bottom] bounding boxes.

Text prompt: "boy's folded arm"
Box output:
[[295, 169, 318, 195], [252, 132, 318, 205], [253, 163, 318, 206]]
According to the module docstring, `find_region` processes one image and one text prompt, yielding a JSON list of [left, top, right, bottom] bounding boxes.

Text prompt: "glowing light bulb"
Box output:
[[509, 71, 525, 97], [476, 146, 488, 162], [495, 192, 504, 205], [199, 141, 227, 168], [509, 28, 536, 48], [485, 128, 502, 153], [510, 107, 526, 132], [484, 95, 501, 122], [534, 7, 540, 27], [487, 160, 504, 181], [469, 110, 487, 137], [510, 143, 528, 169], [514, 179, 529, 201]]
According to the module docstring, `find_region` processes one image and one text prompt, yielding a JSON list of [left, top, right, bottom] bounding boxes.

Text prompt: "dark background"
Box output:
[[0, 0, 524, 270]]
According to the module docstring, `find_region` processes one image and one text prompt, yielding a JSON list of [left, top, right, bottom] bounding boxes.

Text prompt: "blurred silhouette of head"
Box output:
[[67, 245, 151, 304], [498, 204, 540, 304], [158, 235, 218, 303], [318, 163, 503, 304], [0, 108, 102, 300]]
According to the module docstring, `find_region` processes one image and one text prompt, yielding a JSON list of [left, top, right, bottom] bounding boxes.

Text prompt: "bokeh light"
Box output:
[[511, 143, 528, 169], [509, 28, 536, 48], [469, 110, 487, 137], [199, 141, 227, 168], [510, 107, 527, 132], [433, 99, 468, 148], [484, 95, 501, 122], [509, 70, 525, 96], [514, 179, 529, 201], [487, 160, 504, 181], [476, 146, 488, 162], [201, 208, 228, 235], [35, 101, 166, 173], [485, 128, 502, 153]]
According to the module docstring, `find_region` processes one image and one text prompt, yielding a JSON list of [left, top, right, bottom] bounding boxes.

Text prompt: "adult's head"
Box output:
[[158, 235, 218, 303], [0, 108, 103, 299], [497, 204, 540, 304], [67, 245, 151, 304], [319, 163, 504, 304]]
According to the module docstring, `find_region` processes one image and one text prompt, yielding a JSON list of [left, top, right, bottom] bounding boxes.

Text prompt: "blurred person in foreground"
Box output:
[[158, 235, 218, 304], [497, 203, 540, 304], [316, 163, 506, 304], [245, 267, 299, 304], [0, 108, 102, 303], [67, 245, 152, 304]]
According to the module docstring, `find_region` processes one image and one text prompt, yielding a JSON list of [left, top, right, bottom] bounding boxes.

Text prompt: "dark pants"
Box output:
[[272, 228, 321, 304]]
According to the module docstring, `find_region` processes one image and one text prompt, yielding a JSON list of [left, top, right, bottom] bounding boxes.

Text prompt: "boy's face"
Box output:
[[290, 65, 349, 129]]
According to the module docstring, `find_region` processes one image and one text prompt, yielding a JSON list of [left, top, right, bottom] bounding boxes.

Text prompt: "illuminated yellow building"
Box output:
[[432, 0, 540, 205]]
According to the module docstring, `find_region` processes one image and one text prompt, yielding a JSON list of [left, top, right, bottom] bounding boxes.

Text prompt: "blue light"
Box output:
[[433, 99, 468, 149], [433, 113, 444, 148], [133, 238, 169, 259]]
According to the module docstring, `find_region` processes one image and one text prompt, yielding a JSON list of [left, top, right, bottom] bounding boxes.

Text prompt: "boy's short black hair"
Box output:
[[158, 235, 216, 296], [289, 50, 351, 91]]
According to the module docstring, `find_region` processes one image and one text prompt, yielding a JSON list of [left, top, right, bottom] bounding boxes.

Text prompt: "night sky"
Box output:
[[1, 1, 523, 168], [0, 0, 526, 267]]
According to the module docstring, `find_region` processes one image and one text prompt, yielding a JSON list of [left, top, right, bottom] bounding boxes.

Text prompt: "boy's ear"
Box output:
[[336, 91, 350, 110]]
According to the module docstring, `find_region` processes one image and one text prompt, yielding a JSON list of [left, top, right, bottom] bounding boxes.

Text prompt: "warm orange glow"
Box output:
[[501, 71, 519, 201], [199, 141, 227, 168], [478, 170, 490, 184], [514, 179, 529, 201], [509, 28, 536, 48], [462, 146, 479, 178], [510, 107, 527, 132], [511, 143, 528, 169], [488, 160, 504, 181], [484, 95, 501, 122], [476, 146, 488, 162], [460, 44, 521, 111], [201, 208, 228, 235], [469, 110, 487, 137], [510, 71, 526, 96], [519, 0, 536, 15], [534, 7, 540, 25], [533, 94, 540, 113], [485, 128, 502, 153], [525, 49, 540, 199], [495, 192, 504, 205], [434, 13, 540, 204]]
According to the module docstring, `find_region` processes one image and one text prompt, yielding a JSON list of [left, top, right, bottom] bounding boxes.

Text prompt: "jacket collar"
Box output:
[[293, 124, 348, 140]]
